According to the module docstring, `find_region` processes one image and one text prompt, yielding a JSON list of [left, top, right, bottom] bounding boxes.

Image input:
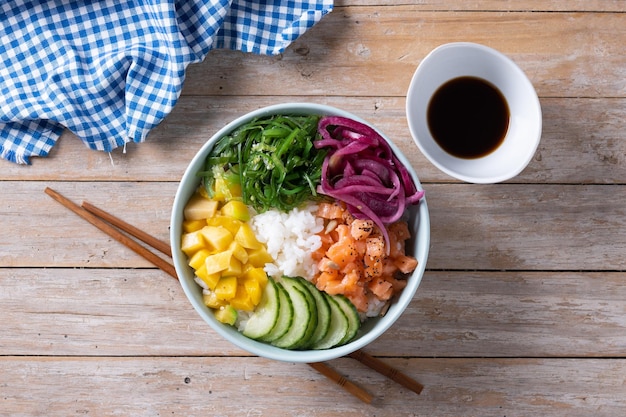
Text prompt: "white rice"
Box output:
[[249, 204, 324, 280]]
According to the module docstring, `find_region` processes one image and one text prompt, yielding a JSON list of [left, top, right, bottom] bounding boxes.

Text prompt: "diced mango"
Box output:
[[229, 284, 255, 311], [223, 255, 242, 277], [228, 241, 249, 264], [204, 251, 233, 275], [213, 175, 242, 201], [214, 276, 238, 300], [180, 230, 206, 257], [195, 264, 221, 290], [203, 291, 227, 309], [188, 248, 212, 270], [243, 277, 262, 305], [220, 200, 250, 222], [214, 305, 238, 325], [243, 266, 269, 288], [200, 225, 233, 251], [207, 216, 242, 236], [184, 193, 219, 221], [183, 219, 207, 233], [182, 187, 280, 317], [229, 182, 242, 198], [234, 223, 262, 249], [247, 247, 273, 268]]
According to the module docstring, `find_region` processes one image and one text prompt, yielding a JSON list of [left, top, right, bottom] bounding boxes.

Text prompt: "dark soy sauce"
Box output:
[[427, 76, 510, 159]]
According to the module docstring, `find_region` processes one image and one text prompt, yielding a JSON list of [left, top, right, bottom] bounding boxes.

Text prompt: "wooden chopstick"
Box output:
[[45, 187, 422, 403], [349, 349, 423, 395], [81, 201, 172, 258], [44, 187, 178, 280], [308, 362, 374, 404]]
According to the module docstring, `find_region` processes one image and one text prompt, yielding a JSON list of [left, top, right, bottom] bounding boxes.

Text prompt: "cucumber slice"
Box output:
[[272, 276, 317, 349], [258, 282, 293, 343], [310, 293, 349, 350], [295, 277, 331, 349], [241, 277, 280, 340], [332, 294, 361, 345]]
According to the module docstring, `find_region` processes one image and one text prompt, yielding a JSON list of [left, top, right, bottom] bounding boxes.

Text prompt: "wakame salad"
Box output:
[[200, 115, 327, 213], [180, 113, 424, 350]]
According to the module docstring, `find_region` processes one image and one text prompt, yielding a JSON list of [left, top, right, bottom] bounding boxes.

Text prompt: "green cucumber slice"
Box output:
[[272, 276, 317, 349], [310, 293, 349, 350], [258, 282, 293, 343], [241, 277, 280, 340], [295, 277, 331, 349], [332, 294, 361, 345]]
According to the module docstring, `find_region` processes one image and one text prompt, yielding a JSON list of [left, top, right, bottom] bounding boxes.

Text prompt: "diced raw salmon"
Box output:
[[350, 219, 375, 240], [312, 206, 416, 313], [317, 202, 345, 219], [393, 255, 418, 274], [368, 278, 393, 301]]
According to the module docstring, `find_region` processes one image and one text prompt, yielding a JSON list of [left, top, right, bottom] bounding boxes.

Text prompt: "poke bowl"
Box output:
[[170, 103, 430, 363]]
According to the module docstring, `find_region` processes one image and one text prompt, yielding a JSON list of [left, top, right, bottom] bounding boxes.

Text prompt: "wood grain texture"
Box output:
[[2, 97, 625, 184], [184, 9, 626, 98], [2, 269, 624, 358], [3, 182, 626, 271], [339, 1, 626, 12], [1, 357, 624, 417]]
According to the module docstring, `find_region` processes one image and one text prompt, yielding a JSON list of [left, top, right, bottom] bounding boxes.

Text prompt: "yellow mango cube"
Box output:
[[180, 230, 206, 257], [212, 177, 229, 202], [187, 248, 212, 270], [214, 276, 238, 300], [184, 193, 218, 221], [183, 219, 207, 233], [200, 225, 233, 251], [243, 266, 269, 288], [229, 284, 255, 311], [234, 223, 262, 249], [243, 277, 262, 305], [228, 241, 249, 264], [223, 255, 242, 277], [247, 247, 273, 268], [204, 251, 233, 275], [207, 216, 242, 236], [203, 291, 227, 309], [220, 200, 250, 222], [213, 176, 242, 201], [195, 264, 221, 290]]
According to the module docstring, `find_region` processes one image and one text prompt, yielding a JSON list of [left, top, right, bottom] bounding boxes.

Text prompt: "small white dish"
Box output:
[[406, 42, 542, 183]]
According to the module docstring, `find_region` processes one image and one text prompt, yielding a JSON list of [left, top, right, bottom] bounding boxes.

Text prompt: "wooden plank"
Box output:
[[0, 181, 176, 268], [0, 268, 237, 357], [341, 1, 626, 12], [1, 356, 624, 416], [3, 182, 626, 271], [1, 96, 625, 184], [372, 271, 626, 357], [183, 9, 626, 98], [2, 269, 624, 358], [426, 183, 626, 270]]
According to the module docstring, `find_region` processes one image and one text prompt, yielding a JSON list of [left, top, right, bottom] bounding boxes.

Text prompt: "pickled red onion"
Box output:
[[314, 116, 424, 252]]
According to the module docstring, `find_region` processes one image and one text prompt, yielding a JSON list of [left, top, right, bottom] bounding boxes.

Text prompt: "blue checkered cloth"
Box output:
[[0, 0, 333, 164]]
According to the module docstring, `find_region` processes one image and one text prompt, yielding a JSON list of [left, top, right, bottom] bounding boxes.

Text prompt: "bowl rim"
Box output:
[[170, 102, 430, 362], [406, 42, 542, 184]]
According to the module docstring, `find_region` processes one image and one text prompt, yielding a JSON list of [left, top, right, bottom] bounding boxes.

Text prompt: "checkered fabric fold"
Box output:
[[0, 0, 333, 164]]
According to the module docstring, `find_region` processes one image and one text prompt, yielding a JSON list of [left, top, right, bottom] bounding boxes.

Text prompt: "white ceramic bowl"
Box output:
[[406, 42, 542, 183], [171, 103, 430, 363]]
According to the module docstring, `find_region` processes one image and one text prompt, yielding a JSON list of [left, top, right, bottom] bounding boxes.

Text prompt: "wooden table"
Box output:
[[2, 1, 625, 415]]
